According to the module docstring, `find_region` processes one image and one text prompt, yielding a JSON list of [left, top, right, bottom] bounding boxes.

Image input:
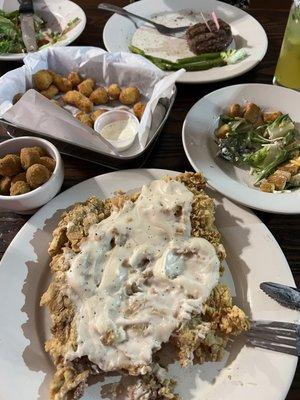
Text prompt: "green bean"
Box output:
[[148, 57, 225, 71], [150, 59, 175, 70], [129, 45, 226, 71], [177, 52, 221, 64], [143, 57, 177, 71], [128, 45, 145, 56], [129, 45, 175, 65], [179, 58, 225, 71]]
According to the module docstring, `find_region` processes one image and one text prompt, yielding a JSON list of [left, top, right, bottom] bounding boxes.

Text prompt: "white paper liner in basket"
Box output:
[[0, 47, 184, 158]]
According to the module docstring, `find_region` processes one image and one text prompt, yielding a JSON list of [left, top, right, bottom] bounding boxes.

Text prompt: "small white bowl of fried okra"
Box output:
[[0, 137, 64, 213]]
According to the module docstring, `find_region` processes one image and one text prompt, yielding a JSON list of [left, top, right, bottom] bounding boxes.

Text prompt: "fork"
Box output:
[[98, 3, 190, 36], [246, 320, 300, 356]]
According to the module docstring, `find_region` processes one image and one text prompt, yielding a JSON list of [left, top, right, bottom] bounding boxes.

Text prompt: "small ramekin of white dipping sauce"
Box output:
[[94, 110, 139, 152]]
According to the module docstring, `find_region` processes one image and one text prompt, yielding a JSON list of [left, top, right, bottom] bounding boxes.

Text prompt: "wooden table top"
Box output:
[[0, 0, 298, 398]]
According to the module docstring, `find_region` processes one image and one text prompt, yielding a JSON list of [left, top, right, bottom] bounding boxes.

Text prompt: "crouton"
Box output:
[[216, 124, 230, 139], [243, 103, 262, 124], [267, 169, 291, 190]]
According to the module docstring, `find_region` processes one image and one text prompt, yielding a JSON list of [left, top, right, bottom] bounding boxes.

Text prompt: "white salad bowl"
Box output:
[[0, 136, 64, 213], [0, 0, 86, 61], [182, 83, 300, 214]]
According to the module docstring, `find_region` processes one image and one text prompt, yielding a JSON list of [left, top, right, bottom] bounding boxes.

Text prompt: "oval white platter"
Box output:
[[0, 169, 297, 400], [0, 0, 86, 61], [182, 83, 300, 214], [103, 0, 268, 84]]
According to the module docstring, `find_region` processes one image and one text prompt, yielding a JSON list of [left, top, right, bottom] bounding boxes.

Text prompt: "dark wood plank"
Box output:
[[0, 0, 299, 398]]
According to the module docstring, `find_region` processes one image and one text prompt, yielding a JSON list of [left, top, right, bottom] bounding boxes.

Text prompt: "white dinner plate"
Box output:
[[103, 0, 268, 84], [182, 84, 300, 214], [0, 0, 86, 61], [0, 169, 298, 400]]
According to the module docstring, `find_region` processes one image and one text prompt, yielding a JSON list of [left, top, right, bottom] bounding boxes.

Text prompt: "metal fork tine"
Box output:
[[251, 320, 299, 331], [247, 337, 300, 357], [247, 320, 300, 356], [249, 326, 298, 338], [246, 331, 298, 346], [163, 26, 189, 33]]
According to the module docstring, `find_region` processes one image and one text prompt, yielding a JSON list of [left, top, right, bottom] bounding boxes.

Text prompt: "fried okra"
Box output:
[[26, 164, 51, 189], [63, 91, 93, 113], [108, 83, 121, 100], [0, 177, 11, 195], [51, 99, 64, 107], [68, 71, 82, 87], [0, 154, 22, 177], [0, 146, 55, 196], [51, 72, 72, 93], [20, 147, 41, 170], [75, 112, 93, 128], [77, 78, 95, 97], [10, 181, 31, 196], [12, 93, 23, 104], [89, 87, 109, 105], [33, 70, 53, 91], [40, 157, 56, 172], [11, 172, 27, 185], [41, 84, 59, 99], [31, 146, 46, 157], [133, 102, 146, 120], [119, 86, 141, 105], [90, 109, 108, 123]]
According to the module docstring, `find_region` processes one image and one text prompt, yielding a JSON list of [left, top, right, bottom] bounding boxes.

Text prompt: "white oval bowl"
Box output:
[[0, 136, 64, 213], [182, 83, 300, 214]]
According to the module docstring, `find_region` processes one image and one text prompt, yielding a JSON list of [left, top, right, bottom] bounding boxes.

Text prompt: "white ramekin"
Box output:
[[94, 110, 139, 152], [0, 136, 64, 213]]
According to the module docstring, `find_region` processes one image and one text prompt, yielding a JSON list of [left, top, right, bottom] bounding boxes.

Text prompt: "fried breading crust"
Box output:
[[41, 172, 248, 400]]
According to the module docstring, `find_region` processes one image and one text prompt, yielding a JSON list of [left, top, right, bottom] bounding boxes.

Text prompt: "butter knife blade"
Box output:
[[20, 13, 38, 52], [260, 282, 300, 311]]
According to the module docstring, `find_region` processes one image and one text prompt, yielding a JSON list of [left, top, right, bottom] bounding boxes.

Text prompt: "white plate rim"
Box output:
[[182, 83, 300, 214], [102, 0, 268, 84], [0, 0, 87, 61], [0, 168, 298, 399]]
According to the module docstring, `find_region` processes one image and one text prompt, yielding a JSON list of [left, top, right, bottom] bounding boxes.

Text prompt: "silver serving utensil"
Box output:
[[260, 282, 300, 311], [18, 0, 38, 52], [98, 3, 189, 36]]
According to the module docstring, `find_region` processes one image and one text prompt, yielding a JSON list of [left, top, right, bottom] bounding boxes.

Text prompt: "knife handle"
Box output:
[[18, 0, 34, 14]]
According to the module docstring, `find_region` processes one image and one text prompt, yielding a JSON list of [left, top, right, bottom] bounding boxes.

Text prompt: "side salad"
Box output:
[[216, 102, 300, 192], [0, 9, 80, 54]]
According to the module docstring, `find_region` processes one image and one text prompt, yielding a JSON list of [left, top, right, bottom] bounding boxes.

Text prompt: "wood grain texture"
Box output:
[[0, 0, 299, 397]]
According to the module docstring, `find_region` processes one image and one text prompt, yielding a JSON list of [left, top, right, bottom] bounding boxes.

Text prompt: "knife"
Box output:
[[260, 282, 300, 311], [18, 0, 38, 52]]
